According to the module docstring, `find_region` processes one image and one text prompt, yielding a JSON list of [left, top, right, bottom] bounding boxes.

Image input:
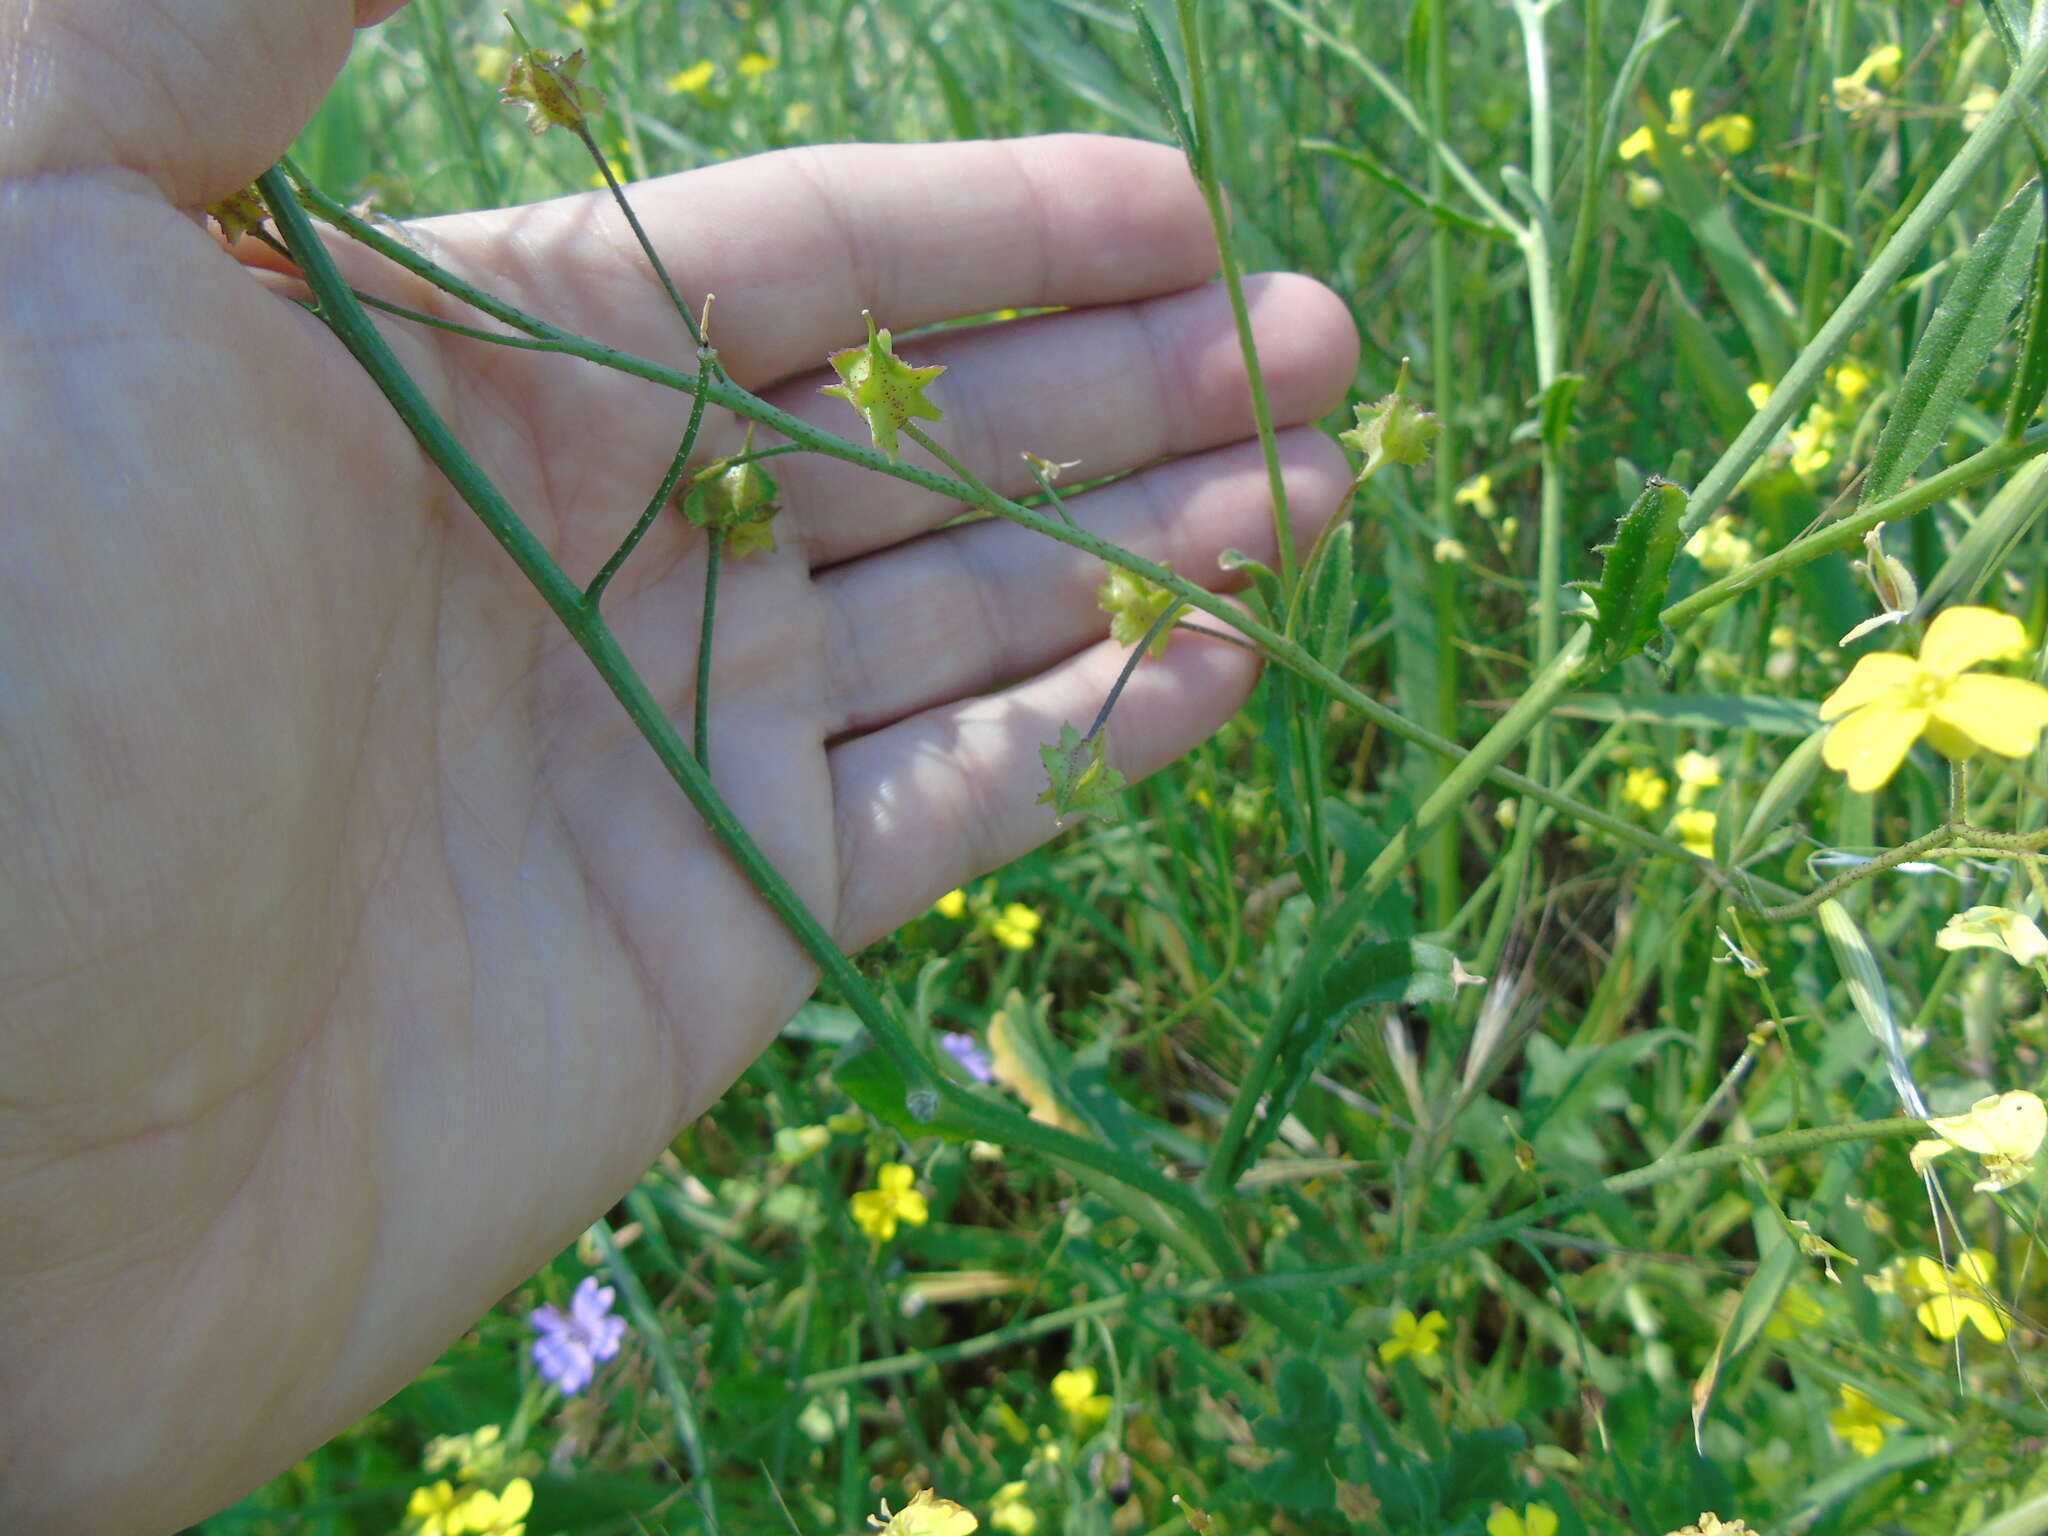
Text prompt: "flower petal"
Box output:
[[1919, 606, 2028, 675], [1818, 652, 1920, 720], [1930, 674, 2048, 758], [1822, 702, 1927, 791], [1925, 1091, 2047, 1161]]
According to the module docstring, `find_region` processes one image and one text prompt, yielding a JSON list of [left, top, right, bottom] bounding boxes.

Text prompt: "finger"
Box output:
[[763, 271, 1358, 567], [829, 625, 1258, 952], [818, 428, 1351, 736], [413, 135, 1219, 389], [10, 2, 363, 203]]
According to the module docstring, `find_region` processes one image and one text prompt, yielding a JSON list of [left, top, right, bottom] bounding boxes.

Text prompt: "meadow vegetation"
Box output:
[[201, 2, 2048, 1532]]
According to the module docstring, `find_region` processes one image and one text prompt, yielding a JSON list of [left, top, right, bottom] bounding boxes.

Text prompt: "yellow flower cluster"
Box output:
[[870, 1489, 978, 1535], [406, 1477, 533, 1536], [1487, 1503, 1558, 1536], [1617, 87, 1754, 206], [932, 885, 1044, 951]]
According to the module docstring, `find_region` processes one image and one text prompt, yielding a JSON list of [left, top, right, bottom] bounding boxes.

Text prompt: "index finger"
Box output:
[[407, 134, 1221, 388]]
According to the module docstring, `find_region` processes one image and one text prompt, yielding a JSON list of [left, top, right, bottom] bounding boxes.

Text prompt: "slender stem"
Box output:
[[1424, 0, 1461, 928], [1176, 0, 1297, 591], [585, 372, 712, 607], [1678, 28, 2048, 537], [262, 165, 1281, 1314], [695, 528, 724, 766], [1206, 629, 1595, 1195], [1087, 604, 1185, 742], [803, 1115, 1925, 1393], [259, 165, 944, 1088], [575, 123, 705, 348], [283, 161, 1738, 873], [1756, 824, 1962, 921], [1661, 426, 2048, 631]]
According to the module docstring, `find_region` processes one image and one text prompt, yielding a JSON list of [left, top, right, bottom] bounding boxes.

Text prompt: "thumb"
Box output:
[[0, 0, 410, 206]]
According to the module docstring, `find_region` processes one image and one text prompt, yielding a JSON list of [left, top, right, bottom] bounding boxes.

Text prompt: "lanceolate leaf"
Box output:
[[1691, 1225, 1798, 1451], [1863, 182, 2044, 508], [1581, 477, 1689, 676]]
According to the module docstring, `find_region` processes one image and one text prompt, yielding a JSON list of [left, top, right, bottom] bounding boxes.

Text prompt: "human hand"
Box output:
[[0, 2, 1357, 1529]]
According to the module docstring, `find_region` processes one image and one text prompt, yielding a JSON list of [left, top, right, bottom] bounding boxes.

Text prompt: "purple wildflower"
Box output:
[[938, 1030, 994, 1083], [529, 1275, 627, 1394]]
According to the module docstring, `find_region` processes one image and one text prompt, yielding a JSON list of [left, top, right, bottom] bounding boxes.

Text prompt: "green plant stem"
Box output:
[[803, 1115, 1925, 1393], [1205, 628, 1594, 1196], [260, 166, 1296, 1330], [576, 122, 705, 348], [1176, 0, 1296, 591], [695, 527, 724, 766], [283, 162, 1722, 874], [585, 374, 712, 608], [1424, 0, 1461, 929], [1678, 27, 2048, 538], [1663, 425, 2048, 632]]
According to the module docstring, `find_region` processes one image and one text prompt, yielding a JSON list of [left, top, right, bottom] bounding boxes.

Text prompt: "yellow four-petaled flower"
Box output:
[[1378, 1307, 1448, 1364], [851, 1163, 929, 1243], [1819, 607, 2048, 791]]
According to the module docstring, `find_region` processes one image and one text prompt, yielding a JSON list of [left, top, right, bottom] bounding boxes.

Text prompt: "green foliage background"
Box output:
[[198, 3, 2048, 1534]]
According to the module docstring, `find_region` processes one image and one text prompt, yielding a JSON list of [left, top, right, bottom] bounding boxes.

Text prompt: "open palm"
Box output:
[[0, 2, 1357, 1529]]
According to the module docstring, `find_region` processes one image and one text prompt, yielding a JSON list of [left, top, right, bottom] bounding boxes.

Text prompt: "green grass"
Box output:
[[201, 2, 2048, 1533]]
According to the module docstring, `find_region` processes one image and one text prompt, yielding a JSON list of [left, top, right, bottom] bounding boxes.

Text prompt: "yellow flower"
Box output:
[[1621, 767, 1669, 814], [422, 1424, 506, 1481], [1830, 357, 1873, 404], [1746, 380, 1774, 411], [1963, 83, 1999, 132], [1670, 808, 1717, 859], [1698, 113, 1755, 154], [1665, 1517, 1760, 1536], [472, 44, 513, 84], [1686, 517, 1754, 574], [1488, 1503, 1559, 1536], [1936, 905, 2048, 966], [1909, 1090, 2045, 1192], [934, 888, 967, 920], [1818, 606, 2048, 791], [1833, 44, 1903, 115], [987, 904, 1042, 951], [1666, 87, 1697, 137], [1764, 1285, 1826, 1341], [774, 1124, 832, 1166], [463, 1480, 533, 1536], [562, 1, 596, 30], [1626, 173, 1665, 209], [407, 1483, 468, 1536], [1619, 125, 1657, 162], [1830, 1386, 1904, 1457], [1905, 1250, 2006, 1342], [871, 1489, 979, 1536], [1432, 537, 1468, 565], [1378, 1308, 1448, 1364], [1454, 473, 1498, 519], [738, 51, 777, 78], [850, 1163, 929, 1243], [1674, 751, 1723, 806], [990, 1481, 1037, 1536], [1789, 402, 1836, 478], [666, 60, 716, 96], [1051, 1367, 1112, 1431]]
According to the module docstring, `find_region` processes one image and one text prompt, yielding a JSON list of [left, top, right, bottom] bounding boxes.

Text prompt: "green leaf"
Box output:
[[1818, 899, 1927, 1117], [1250, 1357, 1341, 1512], [1127, 1, 1198, 167], [1863, 181, 2044, 508], [1732, 728, 1826, 862], [1303, 139, 1514, 241], [1691, 1226, 1798, 1450], [2004, 191, 2048, 435], [1551, 692, 1820, 736], [833, 1033, 976, 1140], [1666, 268, 1758, 443], [1229, 939, 1456, 1180], [1219, 546, 1283, 619], [1581, 477, 1689, 674], [1536, 373, 1586, 459]]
